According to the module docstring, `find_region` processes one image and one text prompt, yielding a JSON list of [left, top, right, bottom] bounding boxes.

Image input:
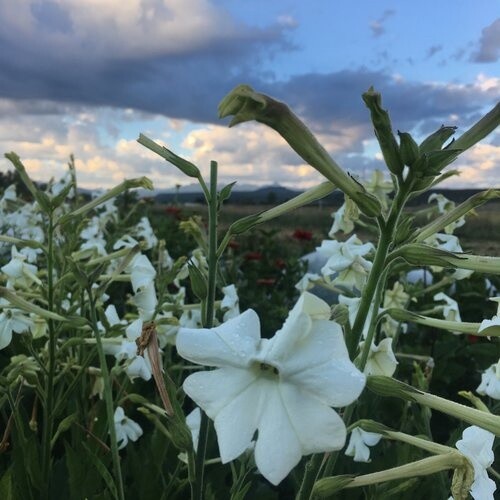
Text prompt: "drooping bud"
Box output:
[[362, 87, 403, 175], [219, 85, 382, 218]]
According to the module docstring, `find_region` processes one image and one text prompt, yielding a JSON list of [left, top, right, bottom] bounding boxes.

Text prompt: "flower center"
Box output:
[[252, 361, 279, 380]]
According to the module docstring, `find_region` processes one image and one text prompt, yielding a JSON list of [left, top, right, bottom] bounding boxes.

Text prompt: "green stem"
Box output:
[[87, 291, 125, 500], [41, 213, 56, 499], [192, 161, 219, 500]]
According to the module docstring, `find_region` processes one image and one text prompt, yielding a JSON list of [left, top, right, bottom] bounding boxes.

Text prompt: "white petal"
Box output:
[[288, 358, 366, 407], [183, 367, 258, 420], [177, 310, 261, 368], [254, 382, 302, 485], [277, 320, 348, 375], [214, 378, 265, 462], [279, 382, 346, 454]]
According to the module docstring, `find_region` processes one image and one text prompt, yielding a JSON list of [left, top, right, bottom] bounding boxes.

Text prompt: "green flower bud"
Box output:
[[419, 125, 457, 153], [138, 134, 201, 178], [313, 475, 355, 497], [362, 87, 403, 175], [188, 261, 208, 301], [219, 85, 382, 218], [331, 304, 350, 326], [398, 131, 420, 166]]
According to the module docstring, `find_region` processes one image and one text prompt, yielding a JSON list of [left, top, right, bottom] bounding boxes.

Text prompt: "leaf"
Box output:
[[218, 181, 237, 207], [0, 468, 13, 500], [51, 412, 78, 448], [81, 442, 118, 500]]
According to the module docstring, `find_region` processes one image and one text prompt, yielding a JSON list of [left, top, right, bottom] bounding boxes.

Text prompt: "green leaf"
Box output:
[[82, 442, 118, 500], [0, 468, 13, 500], [218, 181, 237, 207]]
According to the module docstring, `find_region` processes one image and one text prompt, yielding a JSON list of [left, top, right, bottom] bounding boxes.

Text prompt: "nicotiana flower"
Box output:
[[384, 281, 409, 310], [345, 427, 382, 462], [113, 406, 143, 450], [1, 245, 41, 288], [317, 235, 374, 291], [434, 292, 462, 323], [221, 284, 240, 321], [477, 361, 500, 400], [176, 292, 366, 485], [0, 304, 35, 350], [359, 338, 398, 377], [428, 193, 465, 234], [364, 169, 393, 210], [295, 272, 321, 292], [134, 216, 158, 250], [455, 425, 496, 499], [478, 297, 500, 337], [328, 200, 357, 236]]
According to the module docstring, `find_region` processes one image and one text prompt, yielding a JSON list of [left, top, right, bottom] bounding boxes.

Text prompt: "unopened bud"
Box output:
[[398, 131, 420, 166], [362, 87, 403, 175], [419, 125, 457, 153], [188, 262, 208, 301]]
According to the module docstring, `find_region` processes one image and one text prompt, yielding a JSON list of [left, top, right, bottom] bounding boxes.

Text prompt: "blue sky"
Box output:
[[0, 0, 498, 190]]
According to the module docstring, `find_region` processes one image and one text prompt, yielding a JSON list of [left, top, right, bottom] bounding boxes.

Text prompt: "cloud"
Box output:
[[471, 18, 500, 62], [369, 9, 395, 38], [426, 45, 443, 59], [0, 0, 295, 122]]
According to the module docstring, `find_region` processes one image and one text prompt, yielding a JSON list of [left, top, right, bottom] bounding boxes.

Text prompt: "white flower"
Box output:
[[179, 308, 203, 329], [364, 170, 393, 209], [295, 272, 321, 292], [478, 297, 500, 337], [221, 284, 240, 321], [345, 427, 382, 462], [80, 217, 108, 256], [113, 406, 143, 450], [428, 193, 465, 234], [384, 282, 409, 309], [406, 268, 433, 285], [1, 245, 41, 288], [176, 292, 366, 485], [455, 426, 496, 500], [359, 338, 398, 377], [477, 361, 500, 400], [338, 295, 379, 339], [131, 282, 158, 321], [0, 307, 34, 350], [328, 201, 356, 236], [317, 235, 374, 291], [128, 254, 157, 293], [434, 292, 461, 323], [135, 217, 158, 250]]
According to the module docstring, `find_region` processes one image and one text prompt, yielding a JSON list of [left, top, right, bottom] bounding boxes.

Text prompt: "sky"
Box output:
[[0, 0, 498, 192]]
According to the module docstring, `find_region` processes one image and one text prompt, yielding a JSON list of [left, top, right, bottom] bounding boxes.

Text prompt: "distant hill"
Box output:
[[155, 185, 497, 207]]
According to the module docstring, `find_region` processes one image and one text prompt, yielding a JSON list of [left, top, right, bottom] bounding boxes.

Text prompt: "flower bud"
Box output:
[[362, 87, 403, 175], [219, 85, 382, 218], [138, 134, 201, 178], [188, 261, 208, 301], [313, 475, 355, 497], [394, 243, 458, 268], [419, 125, 457, 153], [398, 131, 420, 166]]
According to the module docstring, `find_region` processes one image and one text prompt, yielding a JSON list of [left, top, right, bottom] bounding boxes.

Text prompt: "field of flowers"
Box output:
[[0, 85, 499, 500]]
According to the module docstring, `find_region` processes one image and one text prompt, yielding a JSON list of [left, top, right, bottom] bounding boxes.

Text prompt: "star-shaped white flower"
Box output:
[[113, 406, 143, 450], [455, 426, 496, 499], [176, 292, 366, 485], [221, 284, 240, 321], [345, 427, 382, 462]]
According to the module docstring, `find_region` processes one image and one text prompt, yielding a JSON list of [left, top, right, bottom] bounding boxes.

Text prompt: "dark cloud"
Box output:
[[369, 9, 396, 38], [0, 2, 497, 142], [471, 18, 500, 62], [426, 45, 443, 59]]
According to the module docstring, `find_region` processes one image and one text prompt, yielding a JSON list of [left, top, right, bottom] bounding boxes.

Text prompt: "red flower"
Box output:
[[256, 278, 277, 286], [228, 240, 241, 250], [467, 335, 479, 344], [244, 251, 263, 261], [275, 258, 286, 269], [165, 206, 182, 219], [292, 229, 313, 241]]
